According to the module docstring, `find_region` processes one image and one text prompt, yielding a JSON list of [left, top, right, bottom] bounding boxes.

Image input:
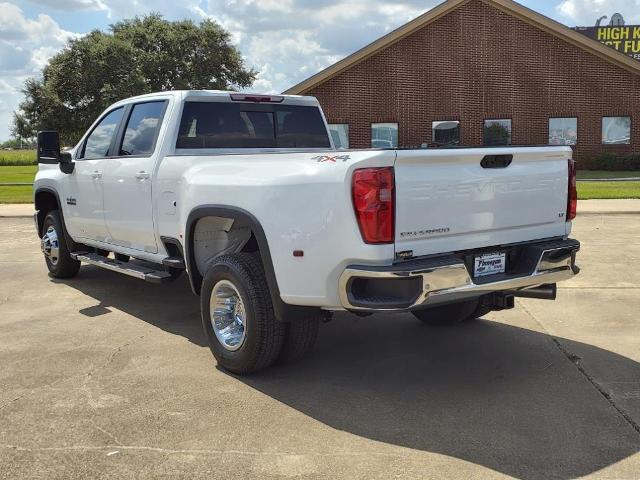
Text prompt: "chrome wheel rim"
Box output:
[[210, 280, 247, 351], [41, 225, 60, 266]]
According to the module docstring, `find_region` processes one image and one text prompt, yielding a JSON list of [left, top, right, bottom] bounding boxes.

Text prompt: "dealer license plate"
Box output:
[[474, 252, 506, 278]]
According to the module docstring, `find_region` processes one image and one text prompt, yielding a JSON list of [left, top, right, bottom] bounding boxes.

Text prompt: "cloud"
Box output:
[[555, 0, 640, 26], [195, 0, 437, 93], [45, 0, 435, 92], [23, 0, 106, 11], [0, 2, 78, 138], [0, 0, 438, 138], [20, 0, 199, 18]]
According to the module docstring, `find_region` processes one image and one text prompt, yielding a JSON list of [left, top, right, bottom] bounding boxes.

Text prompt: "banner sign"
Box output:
[[575, 26, 640, 60]]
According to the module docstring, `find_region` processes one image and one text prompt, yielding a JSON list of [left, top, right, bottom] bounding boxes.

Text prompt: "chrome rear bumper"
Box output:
[[339, 238, 580, 312]]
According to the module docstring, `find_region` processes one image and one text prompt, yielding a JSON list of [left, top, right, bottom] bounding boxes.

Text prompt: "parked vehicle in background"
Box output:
[[33, 90, 580, 374]]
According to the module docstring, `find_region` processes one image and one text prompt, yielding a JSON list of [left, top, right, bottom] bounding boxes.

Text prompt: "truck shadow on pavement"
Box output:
[[247, 316, 640, 480], [59, 267, 640, 480], [56, 266, 207, 347]]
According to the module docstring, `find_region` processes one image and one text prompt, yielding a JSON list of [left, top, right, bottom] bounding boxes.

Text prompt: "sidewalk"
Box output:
[[578, 199, 640, 214], [2, 200, 640, 218], [0, 204, 33, 217]]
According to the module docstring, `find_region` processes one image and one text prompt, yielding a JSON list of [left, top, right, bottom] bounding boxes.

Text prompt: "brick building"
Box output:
[[284, 0, 640, 169]]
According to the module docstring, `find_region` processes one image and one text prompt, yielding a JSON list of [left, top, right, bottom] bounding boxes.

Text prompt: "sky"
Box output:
[[1, 0, 640, 140]]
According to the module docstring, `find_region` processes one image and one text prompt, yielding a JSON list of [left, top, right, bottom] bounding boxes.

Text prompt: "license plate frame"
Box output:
[[474, 252, 506, 278]]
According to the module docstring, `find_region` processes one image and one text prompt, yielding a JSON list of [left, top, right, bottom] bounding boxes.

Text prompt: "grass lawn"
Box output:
[[577, 170, 640, 180], [0, 185, 32, 203], [0, 165, 36, 203], [0, 150, 37, 166], [578, 181, 640, 200], [0, 165, 37, 183]]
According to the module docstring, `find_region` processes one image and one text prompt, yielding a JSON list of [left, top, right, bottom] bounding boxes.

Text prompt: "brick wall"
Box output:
[[305, 0, 640, 169]]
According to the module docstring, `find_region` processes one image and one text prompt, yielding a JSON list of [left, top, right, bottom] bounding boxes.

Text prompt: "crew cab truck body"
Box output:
[[34, 90, 580, 374]]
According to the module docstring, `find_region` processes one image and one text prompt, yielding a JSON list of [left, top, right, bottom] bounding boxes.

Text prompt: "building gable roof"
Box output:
[[284, 0, 640, 95]]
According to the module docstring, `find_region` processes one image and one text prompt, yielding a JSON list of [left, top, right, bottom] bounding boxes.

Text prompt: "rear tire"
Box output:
[[412, 300, 480, 326], [278, 315, 320, 364], [41, 210, 80, 279], [200, 253, 285, 374]]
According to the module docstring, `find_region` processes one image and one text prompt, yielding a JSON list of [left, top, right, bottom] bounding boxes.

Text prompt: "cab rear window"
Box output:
[[176, 102, 330, 149]]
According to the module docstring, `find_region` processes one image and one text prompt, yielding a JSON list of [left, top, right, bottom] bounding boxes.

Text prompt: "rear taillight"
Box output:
[[567, 159, 577, 221], [352, 167, 395, 244]]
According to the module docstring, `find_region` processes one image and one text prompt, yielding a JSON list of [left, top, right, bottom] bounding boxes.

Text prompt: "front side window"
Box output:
[[483, 119, 512, 146], [176, 102, 330, 149], [82, 108, 124, 159], [119, 101, 166, 156], [432, 121, 460, 146], [602, 117, 631, 145], [371, 123, 398, 148], [328, 124, 349, 149], [549, 118, 578, 145]]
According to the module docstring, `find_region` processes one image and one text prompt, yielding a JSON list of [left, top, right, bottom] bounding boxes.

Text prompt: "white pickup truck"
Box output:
[[34, 90, 580, 374]]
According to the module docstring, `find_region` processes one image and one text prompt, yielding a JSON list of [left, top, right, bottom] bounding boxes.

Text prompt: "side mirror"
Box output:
[[37, 130, 75, 174], [37, 131, 60, 164], [59, 152, 74, 174]]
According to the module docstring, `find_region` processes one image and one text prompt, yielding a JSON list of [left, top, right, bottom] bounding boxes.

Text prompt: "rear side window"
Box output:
[[81, 107, 124, 159], [176, 102, 330, 149], [119, 101, 166, 156]]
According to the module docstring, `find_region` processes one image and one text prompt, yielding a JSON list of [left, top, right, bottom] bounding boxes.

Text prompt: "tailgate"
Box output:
[[394, 147, 571, 257]]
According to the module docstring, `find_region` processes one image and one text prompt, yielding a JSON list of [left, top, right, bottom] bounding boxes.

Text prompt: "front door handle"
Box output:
[[92, 171, 102, 179], [135, 171, 150, 180]]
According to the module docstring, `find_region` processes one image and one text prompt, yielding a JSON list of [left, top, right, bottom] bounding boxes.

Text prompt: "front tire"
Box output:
[[412, 300, 480, 326], [200, 253, 285, 374], [41, 210, 80, 279]]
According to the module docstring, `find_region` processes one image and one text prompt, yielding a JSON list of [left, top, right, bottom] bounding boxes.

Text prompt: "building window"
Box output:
[[328, 124, 349, 149], [483, 119, 512, 146], [602, 117, 631, 145], [432, 121, 460, 146], [549, 118, 578, 146], [372, 123, 398, 148]]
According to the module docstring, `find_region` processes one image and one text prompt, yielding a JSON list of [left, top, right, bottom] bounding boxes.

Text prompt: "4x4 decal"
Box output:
[[311, 155, 351, 163]]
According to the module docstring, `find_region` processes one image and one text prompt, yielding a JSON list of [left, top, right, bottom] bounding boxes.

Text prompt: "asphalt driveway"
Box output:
[[0, 214, 639, 479]]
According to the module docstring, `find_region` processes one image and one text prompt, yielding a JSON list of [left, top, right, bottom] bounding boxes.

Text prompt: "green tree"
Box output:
[[483, 122, 512, 146], [10, 109, 34, 145], [13, 15, 256, 145]]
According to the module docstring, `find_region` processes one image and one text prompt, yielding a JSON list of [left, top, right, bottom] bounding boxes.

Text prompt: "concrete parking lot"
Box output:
[[1, 214, 639, 479]]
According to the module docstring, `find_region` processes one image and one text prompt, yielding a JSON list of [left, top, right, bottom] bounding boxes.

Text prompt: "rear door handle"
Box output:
[[92, 171, 102, 179], [135, 171, 150, 180]]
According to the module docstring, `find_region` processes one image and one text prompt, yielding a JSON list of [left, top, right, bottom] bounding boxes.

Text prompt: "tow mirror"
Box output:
[[37, 131, 60, 164], [36, 131, 74, 174]]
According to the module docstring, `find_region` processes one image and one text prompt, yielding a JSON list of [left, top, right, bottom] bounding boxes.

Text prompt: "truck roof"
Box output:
[[110, 90, 320, 108]]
